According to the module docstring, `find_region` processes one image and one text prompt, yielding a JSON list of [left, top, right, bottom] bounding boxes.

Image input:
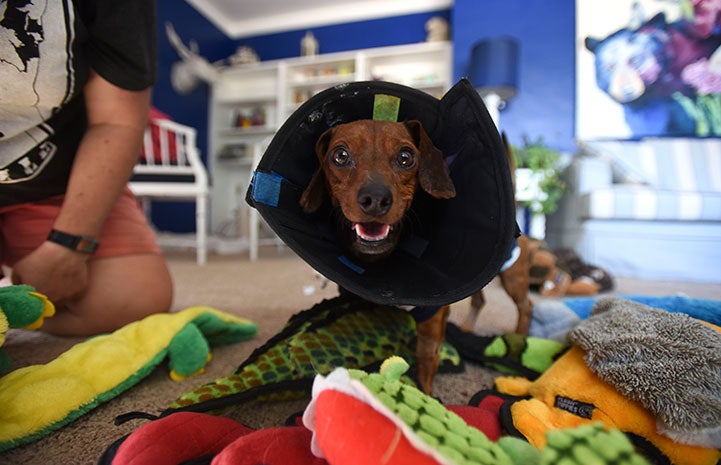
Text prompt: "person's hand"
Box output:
[[11, 241, 90, 305]]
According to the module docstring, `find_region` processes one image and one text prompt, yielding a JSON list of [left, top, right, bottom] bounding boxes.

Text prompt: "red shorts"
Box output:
[[0, 187, 161, 267]]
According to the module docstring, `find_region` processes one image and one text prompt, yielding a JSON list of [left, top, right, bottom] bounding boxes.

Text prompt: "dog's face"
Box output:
[[300, 119, 455, 261]]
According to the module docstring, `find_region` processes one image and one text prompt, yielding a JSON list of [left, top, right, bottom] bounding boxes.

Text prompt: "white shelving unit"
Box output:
[[207, 41, 452, 258]]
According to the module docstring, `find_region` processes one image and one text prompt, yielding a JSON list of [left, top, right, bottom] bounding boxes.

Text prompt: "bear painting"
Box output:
[[584, 7, 721, 138]]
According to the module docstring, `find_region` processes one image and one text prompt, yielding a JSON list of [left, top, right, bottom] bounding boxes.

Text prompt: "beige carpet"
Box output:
[[3, 247, 721, 464]]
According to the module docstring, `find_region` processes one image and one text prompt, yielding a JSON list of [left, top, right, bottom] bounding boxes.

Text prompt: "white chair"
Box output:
[[129, 119, 209, 265]]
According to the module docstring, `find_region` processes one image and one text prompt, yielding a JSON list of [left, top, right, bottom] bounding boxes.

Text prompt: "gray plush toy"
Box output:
[[569, 297, 721, 449]]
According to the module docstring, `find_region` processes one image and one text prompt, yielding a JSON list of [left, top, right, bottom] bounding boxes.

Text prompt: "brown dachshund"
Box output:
[[460, 134, 533, 335], [300, 119, 455, 394]]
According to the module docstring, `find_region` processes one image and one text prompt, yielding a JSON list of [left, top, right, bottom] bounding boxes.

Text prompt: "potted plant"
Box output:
[[512, 136, 566, 215]]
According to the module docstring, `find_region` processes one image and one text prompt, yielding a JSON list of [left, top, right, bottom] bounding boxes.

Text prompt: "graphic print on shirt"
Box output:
[[0, 0, 74, 183]]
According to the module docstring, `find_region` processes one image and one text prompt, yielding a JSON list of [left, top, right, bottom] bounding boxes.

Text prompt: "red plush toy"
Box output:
[[105, 358, 520, 465]]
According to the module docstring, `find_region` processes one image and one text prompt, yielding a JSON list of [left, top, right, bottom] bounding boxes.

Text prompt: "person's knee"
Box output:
[[143, 271, 174, 316], [48, 255, 174, 335], [130, 258, 174, 317]]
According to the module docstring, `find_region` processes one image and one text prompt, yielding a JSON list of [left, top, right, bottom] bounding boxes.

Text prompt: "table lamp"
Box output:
[[468, 37, 519, 128]]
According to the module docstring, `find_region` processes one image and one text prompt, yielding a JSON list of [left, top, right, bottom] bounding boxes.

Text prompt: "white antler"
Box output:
[[165, 22, 220, 93]]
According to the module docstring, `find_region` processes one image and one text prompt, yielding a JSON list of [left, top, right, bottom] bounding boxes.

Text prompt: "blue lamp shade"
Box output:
[[468, 37, 519, 100]]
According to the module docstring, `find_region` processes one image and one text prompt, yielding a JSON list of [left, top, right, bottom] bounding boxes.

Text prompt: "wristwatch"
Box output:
[[47, 229, 99, 254]]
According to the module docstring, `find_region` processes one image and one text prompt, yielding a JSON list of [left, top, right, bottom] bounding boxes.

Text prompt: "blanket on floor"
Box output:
[[530, 294, 721, 341]]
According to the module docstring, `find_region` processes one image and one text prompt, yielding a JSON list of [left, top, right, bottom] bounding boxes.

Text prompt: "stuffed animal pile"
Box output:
[[525, 239, 613, 297], [2, 279, 719, 465], [102, 357, 653, 465]]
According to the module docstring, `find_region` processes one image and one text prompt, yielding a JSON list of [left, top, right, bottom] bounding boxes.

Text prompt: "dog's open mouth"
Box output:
[[348, 221, 400, 259], [341, 219, 401, 260], [353, 222, 391, 242]]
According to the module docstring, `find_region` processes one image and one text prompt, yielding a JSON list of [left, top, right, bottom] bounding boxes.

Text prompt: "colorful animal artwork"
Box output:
[[583, 1, 721, 137]]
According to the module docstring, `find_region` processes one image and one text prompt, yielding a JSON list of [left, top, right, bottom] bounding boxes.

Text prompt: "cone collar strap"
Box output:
[[248, 79, 516, 307]]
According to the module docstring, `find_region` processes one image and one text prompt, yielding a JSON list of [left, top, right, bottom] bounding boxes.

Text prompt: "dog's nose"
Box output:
[[357, 184, 393, 216]]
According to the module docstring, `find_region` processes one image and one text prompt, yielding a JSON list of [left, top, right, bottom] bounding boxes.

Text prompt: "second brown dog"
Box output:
[[300, 119, 455, 394]]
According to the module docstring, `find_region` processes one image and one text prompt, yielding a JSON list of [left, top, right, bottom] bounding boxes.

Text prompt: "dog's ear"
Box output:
[[404, 120, 456, 199], [300, 169, 327, 213], [299, 127, 335, 213]]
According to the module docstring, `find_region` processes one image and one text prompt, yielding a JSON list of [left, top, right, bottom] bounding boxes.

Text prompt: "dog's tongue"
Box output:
[[354, 222, 391, 242]]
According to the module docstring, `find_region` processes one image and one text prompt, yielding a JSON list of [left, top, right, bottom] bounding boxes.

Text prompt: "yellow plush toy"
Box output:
[[0, 284, 55, 374], [496, 347, 721, 465], [495, 298, 721, 465], [0, 304, 257, 452]]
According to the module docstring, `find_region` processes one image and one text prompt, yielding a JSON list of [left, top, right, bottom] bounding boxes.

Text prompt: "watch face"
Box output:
[[76, 237, 98, 253]]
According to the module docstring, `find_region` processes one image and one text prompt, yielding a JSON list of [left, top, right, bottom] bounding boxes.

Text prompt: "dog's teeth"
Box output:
[[354, 223, 390, 241]]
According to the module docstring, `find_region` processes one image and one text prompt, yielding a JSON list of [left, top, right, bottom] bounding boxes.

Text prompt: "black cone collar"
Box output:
[[247, 79, 516, 307]]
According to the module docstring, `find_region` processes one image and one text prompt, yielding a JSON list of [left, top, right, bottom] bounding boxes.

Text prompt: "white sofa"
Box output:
[[545, 138, 721, 282]]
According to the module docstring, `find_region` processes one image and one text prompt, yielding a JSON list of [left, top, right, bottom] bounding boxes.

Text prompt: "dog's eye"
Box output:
[[331, 147, 351, 167], [396, 150, 416, 169]]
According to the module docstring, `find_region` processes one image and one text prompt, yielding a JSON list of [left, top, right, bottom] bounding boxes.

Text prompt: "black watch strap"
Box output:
[[47, 229, 99, 254]]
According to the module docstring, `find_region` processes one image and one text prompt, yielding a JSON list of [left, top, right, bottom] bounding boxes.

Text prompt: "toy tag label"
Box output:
[[554, 396, 594, 419]]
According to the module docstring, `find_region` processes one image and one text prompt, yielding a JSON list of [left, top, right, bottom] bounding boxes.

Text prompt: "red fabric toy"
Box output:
[[111, 412, 252, 465]]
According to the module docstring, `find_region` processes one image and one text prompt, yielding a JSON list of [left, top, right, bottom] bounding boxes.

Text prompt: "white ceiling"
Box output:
[[186, 0, 453, 39]]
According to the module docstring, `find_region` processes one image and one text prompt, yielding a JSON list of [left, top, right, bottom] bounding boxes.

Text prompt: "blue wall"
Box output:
[[152, 1, 576, 232], [154, 5, 452, 157], [151, 1, 229, 232], [452, 0, 576, 152], [232, 11, 452, 60]]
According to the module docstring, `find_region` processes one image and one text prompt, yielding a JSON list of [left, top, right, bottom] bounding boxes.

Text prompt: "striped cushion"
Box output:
[[580, 185, 721, 221], [578, 140, 649, 185], [582, 139, 721, 193]]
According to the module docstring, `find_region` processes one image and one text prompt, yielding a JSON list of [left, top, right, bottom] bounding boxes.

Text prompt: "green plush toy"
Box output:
[[0, 284, 55, 374]]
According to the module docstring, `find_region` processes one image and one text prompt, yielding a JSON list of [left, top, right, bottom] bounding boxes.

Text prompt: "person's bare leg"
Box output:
[[40, 254, 173, 336]]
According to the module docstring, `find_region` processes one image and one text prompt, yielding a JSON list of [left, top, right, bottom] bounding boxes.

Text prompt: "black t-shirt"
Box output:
[[0, 0, 157, 206]]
